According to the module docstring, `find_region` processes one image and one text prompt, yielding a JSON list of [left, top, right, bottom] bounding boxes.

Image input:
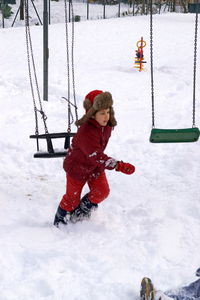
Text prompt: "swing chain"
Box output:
[[150, 0, 198, 129], [24, 0, 49, 135], [62, 96, 78, 132], [62, 97, 78, 110], [150, 0, 155, 128], [24, 0, 39, 135], [64, 0, 78, 134], [64, 0, 71, 133], [70, 1, 78, 123], [192, 3, 199, 127], [36, 109, 48, 121]]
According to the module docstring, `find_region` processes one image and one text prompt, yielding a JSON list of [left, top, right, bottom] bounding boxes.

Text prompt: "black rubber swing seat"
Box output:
[[30, 132, 76, 158], [150, 127, 200, 143], [33, 150, 68, 158]]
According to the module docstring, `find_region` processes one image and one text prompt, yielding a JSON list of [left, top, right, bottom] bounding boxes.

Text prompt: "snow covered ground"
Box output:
[[0, 6, 200, 300]]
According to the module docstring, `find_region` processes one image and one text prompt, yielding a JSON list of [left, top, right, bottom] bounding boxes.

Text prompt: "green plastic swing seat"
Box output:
[[150, 127, 200, 143]]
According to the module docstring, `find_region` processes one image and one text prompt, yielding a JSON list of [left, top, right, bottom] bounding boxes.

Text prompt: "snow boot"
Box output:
[[140, 277, 155, 300], [70, 194, 98, 223], [54, 206, 70, 227], [196, 268, 200, 277]]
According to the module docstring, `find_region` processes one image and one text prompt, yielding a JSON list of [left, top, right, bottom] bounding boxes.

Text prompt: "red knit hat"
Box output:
[[75, 90, 117, 127], [85, 90, 103, 111]]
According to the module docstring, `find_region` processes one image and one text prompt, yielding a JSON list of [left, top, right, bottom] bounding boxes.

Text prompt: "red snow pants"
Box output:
[[60, 172, 110, 212]]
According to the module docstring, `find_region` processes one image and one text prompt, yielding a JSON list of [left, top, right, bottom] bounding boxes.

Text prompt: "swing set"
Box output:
[[25, 0, 77, 158], [26, 0, 199, 157], [149, 0, 200, 143]]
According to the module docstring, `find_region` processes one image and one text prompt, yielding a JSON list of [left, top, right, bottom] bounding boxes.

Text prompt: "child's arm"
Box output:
[[115, 161, 135, 175], [78, 126, 135, 175], [79, 128, 117, 170]]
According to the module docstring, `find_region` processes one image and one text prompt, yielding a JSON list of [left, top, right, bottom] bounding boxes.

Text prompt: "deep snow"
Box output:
[[0, 4, 200, 300]]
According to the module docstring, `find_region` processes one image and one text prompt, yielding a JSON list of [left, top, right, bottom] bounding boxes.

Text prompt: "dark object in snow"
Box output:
[[140, 277, 155, 300], [140, 269, 200, 300], [54, 206, 69, 227], [70, 194, 98, 223], [196, 268, 200, 277]]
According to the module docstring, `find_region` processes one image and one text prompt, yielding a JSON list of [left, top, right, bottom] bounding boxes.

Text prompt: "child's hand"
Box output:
[[115, 161, 135, 175]]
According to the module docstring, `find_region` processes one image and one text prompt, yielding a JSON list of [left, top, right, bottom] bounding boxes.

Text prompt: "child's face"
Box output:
[[94, 108, 110, 126]]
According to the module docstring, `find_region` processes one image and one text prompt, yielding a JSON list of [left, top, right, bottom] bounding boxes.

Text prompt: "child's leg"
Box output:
[[69, 172, 109, 223], [60, 174, 86, 212], [87, 171, 110, 204]]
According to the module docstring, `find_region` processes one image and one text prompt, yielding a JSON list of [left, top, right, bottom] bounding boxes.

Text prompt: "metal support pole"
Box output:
[[1, 0, 5, 28], [48, 0, 50, 24], [20, 0, 24, 20], [103, 0, 106, 19], [118, 0, 120, 17], [87, 0, 89, 20], [11, 5, 20, 26], [31, 0, 42, 24], [43, 0, 49, 101], [133, 0, 135, 16], [12, 0, 42, 27]]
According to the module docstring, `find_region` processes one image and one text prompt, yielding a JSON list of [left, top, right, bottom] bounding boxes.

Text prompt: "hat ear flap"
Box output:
[[83, 98, 93, 111], [75, 107, 96, 126], [109, 107, 117, 127]]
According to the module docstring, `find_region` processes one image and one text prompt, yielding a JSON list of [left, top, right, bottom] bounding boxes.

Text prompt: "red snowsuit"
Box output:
[[60, 119, 116, 212]]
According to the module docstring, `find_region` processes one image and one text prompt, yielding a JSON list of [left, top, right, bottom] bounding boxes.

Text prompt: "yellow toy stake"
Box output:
[[134, 37, 147, 72]]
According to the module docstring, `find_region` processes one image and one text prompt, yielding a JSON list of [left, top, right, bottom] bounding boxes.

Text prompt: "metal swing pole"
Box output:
[[1, 0, 5, 28], [43, 0, 49, 101], [30, 0, 42, 25], [11, 0, 42, 27]]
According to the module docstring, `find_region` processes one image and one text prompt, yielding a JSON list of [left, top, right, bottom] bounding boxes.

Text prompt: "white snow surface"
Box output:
[[0, 7, 200, 300]]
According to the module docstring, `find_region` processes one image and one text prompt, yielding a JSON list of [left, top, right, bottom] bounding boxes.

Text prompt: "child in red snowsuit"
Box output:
[[54, 90, 135, 227]]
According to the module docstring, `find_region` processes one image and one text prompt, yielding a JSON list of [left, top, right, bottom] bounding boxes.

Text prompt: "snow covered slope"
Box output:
[[0, 12, 200, 300]]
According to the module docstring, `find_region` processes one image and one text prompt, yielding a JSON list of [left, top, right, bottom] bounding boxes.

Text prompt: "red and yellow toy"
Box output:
[[134, 37, 147, 72]]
